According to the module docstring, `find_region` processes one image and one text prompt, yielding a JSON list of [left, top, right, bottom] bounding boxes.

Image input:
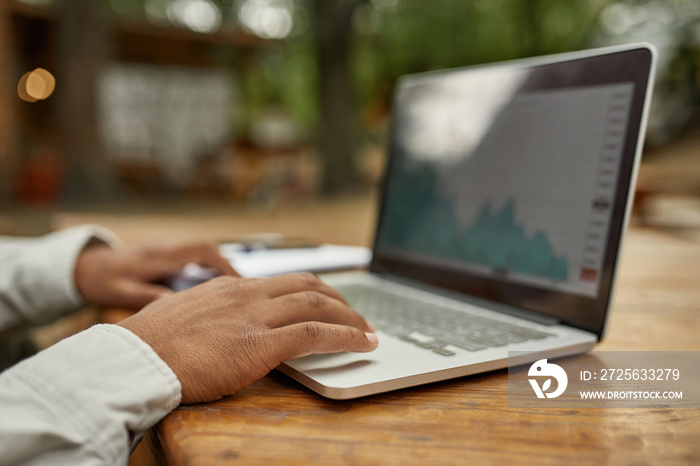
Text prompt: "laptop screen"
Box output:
[[371, 47, 654, 336]]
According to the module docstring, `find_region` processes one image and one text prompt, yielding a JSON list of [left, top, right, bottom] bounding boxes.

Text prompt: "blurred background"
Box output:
[[0, 0, 698, 237]]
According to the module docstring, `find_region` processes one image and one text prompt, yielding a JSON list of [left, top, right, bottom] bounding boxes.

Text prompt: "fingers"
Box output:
[[267, 290, 371, 331], [114, 281, 174, 310], [271, 322, 379, 362], [260, 273, 348, 304], [189, 244, 238, 277], [208, 274, 372, 332], [146, 242, 239, 278]]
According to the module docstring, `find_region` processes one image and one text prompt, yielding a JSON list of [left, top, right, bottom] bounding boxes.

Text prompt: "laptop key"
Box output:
[[384, 326, 413, 336], [432, 348, 456, 356], [435, 337, 487, 352], [398, 334, 419, 344], [474, 335, 511, 347], [502, 333, 530, 344], [510, 328, 553, 339], [415, 340, 447, 349], [481, 327, 509, 336]]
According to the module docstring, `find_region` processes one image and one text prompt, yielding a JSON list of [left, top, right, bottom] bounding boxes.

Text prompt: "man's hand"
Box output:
[[74, 242, 237, 310], [117, 273, 378, 404]]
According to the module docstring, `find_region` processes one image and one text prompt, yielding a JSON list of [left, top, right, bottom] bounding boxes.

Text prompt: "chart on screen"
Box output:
[[379, 82, 635, 297]]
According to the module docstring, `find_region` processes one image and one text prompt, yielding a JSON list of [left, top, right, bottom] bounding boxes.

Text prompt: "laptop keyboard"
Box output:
[[337, 284, 555, 357]]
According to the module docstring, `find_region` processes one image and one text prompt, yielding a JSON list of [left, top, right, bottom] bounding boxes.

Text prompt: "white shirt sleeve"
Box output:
[[0, 225, 121, 332], [0, 324, 182, 465]]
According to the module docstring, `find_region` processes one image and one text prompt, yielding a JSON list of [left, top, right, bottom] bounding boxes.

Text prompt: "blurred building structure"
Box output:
[[0, 0, 296, 207]]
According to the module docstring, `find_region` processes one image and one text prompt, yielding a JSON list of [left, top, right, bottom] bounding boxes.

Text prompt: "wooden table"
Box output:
[[124, 224, 699, 465]]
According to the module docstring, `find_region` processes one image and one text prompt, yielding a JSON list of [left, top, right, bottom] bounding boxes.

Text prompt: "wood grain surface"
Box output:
[[137, 225, 700, 465]]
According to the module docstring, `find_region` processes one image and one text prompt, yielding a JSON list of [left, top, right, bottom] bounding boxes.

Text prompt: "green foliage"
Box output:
[[350, 0, 608, 117], [240, 39, 319, 134], [99, 0, 699, 140]]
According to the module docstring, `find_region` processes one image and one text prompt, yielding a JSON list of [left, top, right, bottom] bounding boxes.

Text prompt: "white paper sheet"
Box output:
[[223, 245, 372, 278]]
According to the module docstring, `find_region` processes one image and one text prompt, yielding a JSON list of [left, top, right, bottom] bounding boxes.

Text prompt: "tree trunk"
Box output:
[[54, 0, 120, 204], [312, 0, 363, 195], [0, 5, 17, 206]]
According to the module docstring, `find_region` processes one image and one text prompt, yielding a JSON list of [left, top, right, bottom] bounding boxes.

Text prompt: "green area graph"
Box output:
[[457, 199, 568, 280], [379, 159, 569, 281]]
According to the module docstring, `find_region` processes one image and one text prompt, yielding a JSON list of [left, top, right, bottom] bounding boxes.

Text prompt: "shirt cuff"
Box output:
[[0, 224, 121, 327], [5, 324, 181, 463]]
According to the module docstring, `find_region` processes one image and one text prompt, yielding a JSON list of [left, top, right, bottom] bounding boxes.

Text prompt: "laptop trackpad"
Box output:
[[303, 359, 374, 376]]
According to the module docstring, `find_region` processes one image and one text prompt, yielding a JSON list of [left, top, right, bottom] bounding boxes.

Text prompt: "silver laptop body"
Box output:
[[280, 44, 656, 399]]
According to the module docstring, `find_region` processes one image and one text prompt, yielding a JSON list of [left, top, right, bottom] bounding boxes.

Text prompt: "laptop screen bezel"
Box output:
[[369, 45, 655, 339]]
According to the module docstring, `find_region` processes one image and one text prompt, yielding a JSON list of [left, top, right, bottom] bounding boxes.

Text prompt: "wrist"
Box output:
[[74, 243, 113, 306]]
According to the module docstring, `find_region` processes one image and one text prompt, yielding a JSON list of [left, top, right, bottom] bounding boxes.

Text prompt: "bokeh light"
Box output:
[[18, 68, 56, 103], [239, 0, 294, 40], [167, 0, 222, 34]]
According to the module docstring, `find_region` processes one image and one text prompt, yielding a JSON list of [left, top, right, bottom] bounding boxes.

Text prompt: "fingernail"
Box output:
[[365, 319, 376, 333], [365, 332, 378, 344]]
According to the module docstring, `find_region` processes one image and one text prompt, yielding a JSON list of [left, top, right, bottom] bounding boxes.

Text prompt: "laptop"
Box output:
[[278, 44, 656, 399]]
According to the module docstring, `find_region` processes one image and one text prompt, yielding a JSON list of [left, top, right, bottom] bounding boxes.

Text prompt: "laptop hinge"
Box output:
[[374, 272, 561, 327]]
